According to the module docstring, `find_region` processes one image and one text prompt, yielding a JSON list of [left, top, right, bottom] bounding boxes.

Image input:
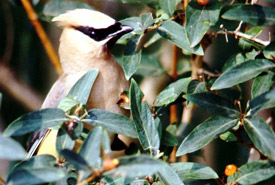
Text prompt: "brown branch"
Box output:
[[20, 0, 62, 75], [0, 176, 5, 185], [0, 63, 43, 111]]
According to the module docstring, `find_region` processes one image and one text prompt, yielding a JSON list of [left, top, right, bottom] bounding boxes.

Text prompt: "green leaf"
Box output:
[[187, 80, 207, 94], [248, 88, 275, 115], [68, 69, 98, 105], [222, 53, 247, 72], [154, 77, 191, 107], [264, 41, 275, 60], [43, 0, 93, 19], [227, 160, 275, 184], [184, 92, 239, 117], [159, 0, 177, 17], [171, 162, 218, 181], [141, 13, 154, 30], [161, 130, 178, 147], [79, 127, 102, 167], [176, 116, 238, 156], [57, 97, 79, 112], [60, 149, 90, 171], [101, 129, 111, 156], [84, 109, 137, 138], [4, 108, 67, 136], [0, 92, 2, 109], [158, 164, 184, 185], [222, 5, 275, 26], [157, 21, 204, 55], [136, 54, 165, 77], [244, 117, 275, 160], [120, 35, 142, 80], [56, 128, 75, 153], [130, 79, 160, 153], [104, 155, 164, 178], [185, 0, 220, 47], [238, 27, 264, 51], [0, 134, 26, 160], [245, 49, 260, 60], [219, 131, 237, 142], [211, 59, 275, 90], [251, 71, 275, 98], [131, 179, 150, 185], [7, 167, 65, 185]]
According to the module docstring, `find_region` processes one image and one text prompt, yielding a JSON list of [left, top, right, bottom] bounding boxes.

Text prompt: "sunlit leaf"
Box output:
[[4, 108, 67, 136], [222, 5, 275, 26], [84, 109, 137, 138], [219, 131, 237, 142], [244, 117, 275, 160], [159, 0, 177, 16], [227, 160, 275, 184], [57, 97, 79, 113], [141, 13, 154, 30], [211, 59, 275, 90], [171, 162, 218, 180], [177, 116, 238, 156], [0, 134, 26, 160]]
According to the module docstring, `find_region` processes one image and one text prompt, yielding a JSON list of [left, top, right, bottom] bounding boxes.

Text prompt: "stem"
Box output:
[[0, 176, 6, 185], [77, 174, 96, 185], [20, 0, 62, 75]]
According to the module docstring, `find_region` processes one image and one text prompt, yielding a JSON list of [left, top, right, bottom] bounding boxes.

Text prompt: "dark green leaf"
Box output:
[[68, 69, 98, 104], [105, 155, 164, 178], [7, 168, 65, 185], [244, 117, 275, 160], [171, 162, 218, 180], [158, 164, 184, 185], [187, 80, 206, 94], [251, 71, 275, 98], [43, 0, 93, 18], [159, 0, 177, 16], [136, 54, 165, 77], [56, 128, 75, 153], [84, 109, 137, 138], [4, 108, 67, 136], [264, 41, 275, 60], [141, 13, 154, 30], [120, 35, 142, 80], [248, 88, 275, 115], [227, 160, 275, 184], [184, 92, 239, 117], [154, 77, 191, 107], [157, 21, 204, 55], [161, 130, 178, 146], [130, 79, 160, 153], [0, 92, 2, 109], [219, 131, 237, 142], [185, 0, 220, 47], [14, 155, 56, 171], [222, 5, 275, 26], [79, 127, 102, 167], [60, 149, 90, 171], [238, 27, 264, 51], [222, 53, 247, 72], [211, 59, 275, 90], [0, 134, 26, 160], [176, 116, 238, 156]]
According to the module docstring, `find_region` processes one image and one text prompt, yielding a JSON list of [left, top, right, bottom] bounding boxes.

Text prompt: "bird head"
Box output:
[[52, 9, 133, 63]]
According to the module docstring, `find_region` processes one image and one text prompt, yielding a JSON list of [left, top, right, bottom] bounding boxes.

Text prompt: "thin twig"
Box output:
[[0, 176, 6, 185], [77, 174, 96, 185], [20, 0, 62, 75]]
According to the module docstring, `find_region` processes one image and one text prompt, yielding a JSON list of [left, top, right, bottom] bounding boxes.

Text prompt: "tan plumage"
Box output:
[[28, 9, 133, 157]]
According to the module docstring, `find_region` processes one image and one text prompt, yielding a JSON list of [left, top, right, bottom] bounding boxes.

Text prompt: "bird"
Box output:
[[27, 9, 133, 158]]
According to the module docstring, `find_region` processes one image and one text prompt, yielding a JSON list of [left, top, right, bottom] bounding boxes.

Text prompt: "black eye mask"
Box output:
[[73, 22, 122, 42]]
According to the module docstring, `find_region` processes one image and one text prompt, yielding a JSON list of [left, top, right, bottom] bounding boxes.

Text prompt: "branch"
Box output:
[[20, 0, 62, 75], [0, 63, 43, 111]]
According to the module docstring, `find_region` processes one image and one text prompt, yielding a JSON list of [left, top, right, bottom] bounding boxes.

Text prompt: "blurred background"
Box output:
[[0, 0, 274, 184]]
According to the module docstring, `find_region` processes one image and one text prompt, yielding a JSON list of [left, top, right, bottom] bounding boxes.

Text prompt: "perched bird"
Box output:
[[27, 9, 133, 157]]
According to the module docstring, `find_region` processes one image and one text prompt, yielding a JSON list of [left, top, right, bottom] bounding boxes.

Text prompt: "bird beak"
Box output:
[[108, 25, 134, 39]]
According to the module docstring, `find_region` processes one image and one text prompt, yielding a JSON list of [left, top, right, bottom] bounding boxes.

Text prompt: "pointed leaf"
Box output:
[[222, 53, 247, 72], [68, 69, 98, 104], [155, 77, 191, 107], [248, 88, 275, 115], [184, 92, 239, 117], [185, 0, 220, 47], [79, 127, 102, 167], [264, 42, 275, 60], [251, 71, 275, 98], [60, 149, 90, 171], [101, 129, 111, 155], [4, 108, 67, 136], [157, 21, 204, 55], [130, 79, 160, 153], [158, 164, 184, 185], [222, 5, 275, 26], [244, 117, 275, 160], [219, 131, 237, 142], [7, 167, 65, 185], [238, 27, 264, 51], [176, 116, 238, 156], [141, 13, 154, 30], [0, 134, 26, 160], [211, 59, 275, 90], [159, 0, 177, 16], [84, 109, 137, 138], [136, 54, 165, 77], [227, 160, 275, 184], [161, 130, 178, 147], [171, 162, 218, 180], [56, 128, 75, 153]]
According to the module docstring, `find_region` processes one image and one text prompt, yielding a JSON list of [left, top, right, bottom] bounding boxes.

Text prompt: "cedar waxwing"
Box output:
[[27, 9, 133, 157]]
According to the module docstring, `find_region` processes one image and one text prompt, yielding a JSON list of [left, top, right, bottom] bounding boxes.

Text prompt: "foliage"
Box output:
[[1, 0, 275, 185]]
